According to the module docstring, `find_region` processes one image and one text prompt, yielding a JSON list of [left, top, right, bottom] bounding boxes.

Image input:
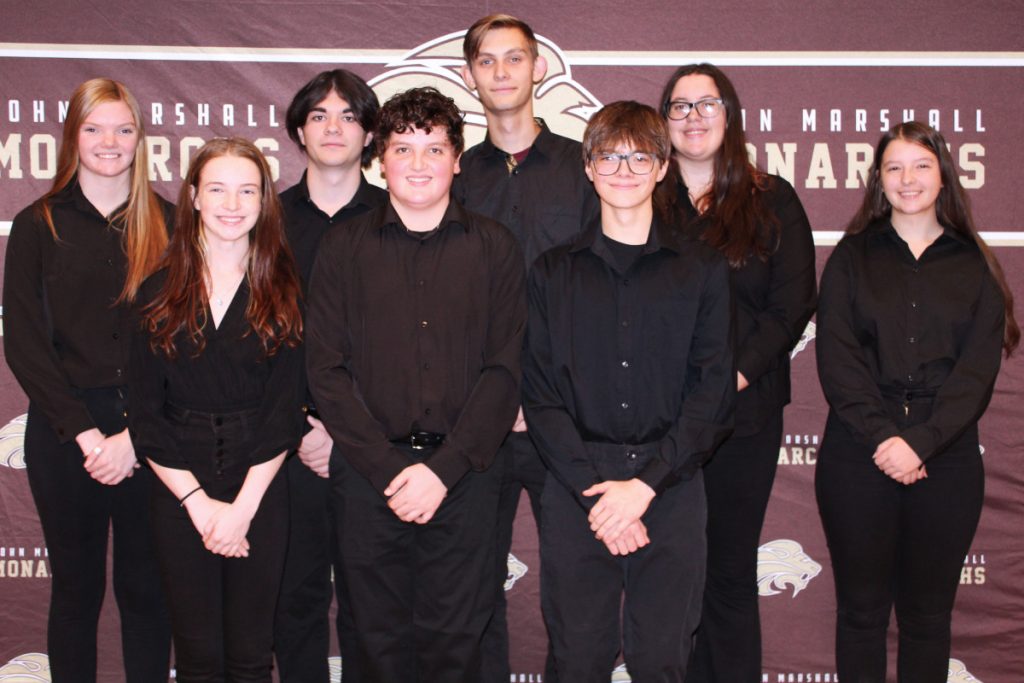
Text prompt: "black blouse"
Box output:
[[677, 175, 817, 435], [816, 220, 1005, 461], [128, 273, 304, 470], [3, 180, 172, 442]]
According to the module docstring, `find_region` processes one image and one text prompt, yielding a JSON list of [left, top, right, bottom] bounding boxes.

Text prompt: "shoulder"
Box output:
[[319, 204, 384, 249], [461, 205, 519, 249], [278, 180, 303, 206]]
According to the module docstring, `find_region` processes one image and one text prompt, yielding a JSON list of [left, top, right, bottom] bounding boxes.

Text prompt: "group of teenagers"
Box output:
[[3, 12, 1018, 683]]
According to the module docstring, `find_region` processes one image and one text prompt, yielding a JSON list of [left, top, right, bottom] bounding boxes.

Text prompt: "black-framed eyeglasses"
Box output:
[[665, 98, 724, 120], [590, 151, 658, 176]]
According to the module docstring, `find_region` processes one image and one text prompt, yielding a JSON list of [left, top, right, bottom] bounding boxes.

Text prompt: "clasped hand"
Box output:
[[385, 463, 448, 524], [583, 479, 656, 556], [78, 428, 140, 486], [184, 495, 252, 558], [873, 436, 928, 485]]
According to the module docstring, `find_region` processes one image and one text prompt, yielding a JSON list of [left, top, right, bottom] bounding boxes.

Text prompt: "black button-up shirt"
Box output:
[[279, 172, 388, 288], [453, 120, 600, 266], [678, 175, 817, 435], [3, 180, 173, 442], [128, 274, 304, 471], [523, 218, 735, 508], [305, 200, 526, 494], [816, 219, 1005, 461]]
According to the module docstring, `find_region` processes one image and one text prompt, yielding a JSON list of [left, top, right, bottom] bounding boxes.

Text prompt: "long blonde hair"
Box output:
[[34, 78, 168, 304]]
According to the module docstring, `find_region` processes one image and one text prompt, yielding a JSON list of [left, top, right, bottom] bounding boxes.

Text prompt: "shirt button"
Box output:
[[116, 368, 123, 377], [623, 279, 630, 286], [906, 374, 914, 382], [512, 205, 519, 212], [908, 337, 917, 344], [621, 320, 629, 328], [423, 362, 430, 370], [420, 320, 429, 328], [910, 301, 918, 308], [425, 408, 432, 416], [418, 280, 425, 286], [112, 332, 119, 340], [621, 402, 629, 410], [215, 417, 223, 426], [621, 360, 629, 368], [628, 451, 637, 460]]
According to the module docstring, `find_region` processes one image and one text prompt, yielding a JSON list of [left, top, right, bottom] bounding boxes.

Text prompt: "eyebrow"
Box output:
[[309, 106, 354, 113], [476, 47, 528, 58]]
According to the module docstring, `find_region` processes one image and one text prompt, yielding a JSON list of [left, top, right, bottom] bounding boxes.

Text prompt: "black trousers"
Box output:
[[816, 408, 984, 683], [480, 431, 549, 683], [274, 454, 345, 683], [331, 446, 501, 683], [687, 410, 783, 683], [150, 407, 288, 683], [24, 390, 170, 683], [541, 444, 706, 683]]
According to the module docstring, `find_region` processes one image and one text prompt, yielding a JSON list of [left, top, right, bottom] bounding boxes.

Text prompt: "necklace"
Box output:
[[208, 270, 245, 308]]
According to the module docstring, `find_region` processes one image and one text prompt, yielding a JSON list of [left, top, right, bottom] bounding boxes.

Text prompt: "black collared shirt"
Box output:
[[453, 120, 600, 266], [305, 200, 526, 494], [3, 180, 172, 442], [128, 273, 304, 471], [816, 220, 1005, 461], [677, 175, 817, 434], [279, 171, 388, 288], [523, 218, 735, 507]]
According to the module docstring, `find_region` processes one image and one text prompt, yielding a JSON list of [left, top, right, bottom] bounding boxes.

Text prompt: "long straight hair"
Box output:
[[659, 63, 779, 268], [34, 78, 167, 303], [847, 121, 1019, 355], [143, 137, 302, 358]]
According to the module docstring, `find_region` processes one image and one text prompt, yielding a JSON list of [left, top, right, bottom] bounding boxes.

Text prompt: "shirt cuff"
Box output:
[[637, 458, 676, 495], [54, 411, 98, 445], [899, 424, 939, 463], [425, 444, 472, 490]]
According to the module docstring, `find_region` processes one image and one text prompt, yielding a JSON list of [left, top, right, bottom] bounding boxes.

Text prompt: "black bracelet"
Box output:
[[179, 485, 204, 507]]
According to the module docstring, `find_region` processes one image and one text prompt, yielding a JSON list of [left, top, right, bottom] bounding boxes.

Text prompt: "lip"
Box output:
[[405, 176, 432, 185], [217, 215, 246, 225]]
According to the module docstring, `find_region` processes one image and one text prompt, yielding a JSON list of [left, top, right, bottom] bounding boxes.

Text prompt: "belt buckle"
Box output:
[[410, 433, 426, 450]]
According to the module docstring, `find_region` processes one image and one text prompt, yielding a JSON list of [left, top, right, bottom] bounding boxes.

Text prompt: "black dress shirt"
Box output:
[[816, 220, 1005, 461], [3, 180, 173, 442], [128, 273, 304, 469], [305, 200, 526, 495], [453, 120, 600, 266], [280, 172, 388, 288], [677, 175, 817, 435], [523, 218, 735, 507]]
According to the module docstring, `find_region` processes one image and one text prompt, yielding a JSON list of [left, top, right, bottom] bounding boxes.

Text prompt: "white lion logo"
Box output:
[[611, 663, 631, 681], [0, 414, 28, 469], [790, 320, 816, 360], [947, 658, 983, 683], [505, 553, 528, 592], [0, 653, 50, 682], [757, 539, 822, 597], [328, 656, 342, 683]]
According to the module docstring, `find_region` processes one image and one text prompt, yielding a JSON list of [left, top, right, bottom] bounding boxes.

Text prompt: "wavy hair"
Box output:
[[847, 121, 1018, 355], [34, 78, 167, 303], [143, 137, 302, 358]]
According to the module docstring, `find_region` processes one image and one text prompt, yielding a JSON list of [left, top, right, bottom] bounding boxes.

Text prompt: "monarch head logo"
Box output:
[[328, 656, 342, 683], [611, 663, 631, 681], [0, 653, 50, 682], [757, 539, 822, 597], [947, 658, 983, 683], [505, 552, 528, 591], [366, 30, 601, 157], [790, 320, 816, 360], [0, 414, 28, 469]]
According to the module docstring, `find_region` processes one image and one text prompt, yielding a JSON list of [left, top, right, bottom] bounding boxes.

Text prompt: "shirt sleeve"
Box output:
[[522, 258, 603, 511], [900, 269, 1005, 461], [639, 253, 737, 492], [426, 230, 527, 489], [736, 179, 818, 383], [305, 231, 415, 496], [249, 338, 305, 465], [127, 308, 181, 468], [815, 239, 900, 446], [2, 210, 95, 442]]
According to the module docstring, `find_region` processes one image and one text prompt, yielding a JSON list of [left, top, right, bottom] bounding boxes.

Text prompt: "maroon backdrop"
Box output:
[[1, 2, 1021, 681]]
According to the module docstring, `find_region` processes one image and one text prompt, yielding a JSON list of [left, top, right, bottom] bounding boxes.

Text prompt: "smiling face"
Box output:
[[880, 138, 942, 224], [297, 90, 373, 171], [586, 141, 668, 213], [380, 126, 460, 219], [666, 74, 726, 168], [193, 154, 263, 248], [76, 100, 138, 183], [461, 27, 546, 117]]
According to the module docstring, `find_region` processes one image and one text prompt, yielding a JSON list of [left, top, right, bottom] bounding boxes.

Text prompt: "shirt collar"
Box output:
[[874, 218, 974, 248], [64, 176, 128, 221], [378, 199, 472, 236], [291, 170, 379, 216], [570, 214, 682, 258], [479, 118, 556, 161]]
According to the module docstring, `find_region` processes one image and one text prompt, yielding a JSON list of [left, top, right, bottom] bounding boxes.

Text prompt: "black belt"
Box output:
[[391, 431, 446, 450]]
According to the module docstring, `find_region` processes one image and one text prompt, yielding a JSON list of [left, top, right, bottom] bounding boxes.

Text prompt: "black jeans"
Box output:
[[331, 444, 501, 683], [150, 406, 288, 683], [687, 410, 783, 683], [816, 407, 983, 683], [541, 443, 707, 683], [24, 390, 170, 683]]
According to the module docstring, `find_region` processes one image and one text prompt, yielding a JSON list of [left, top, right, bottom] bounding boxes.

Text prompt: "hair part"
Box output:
[[285, 69, 379, 168], [846, 121, 1019, 355], [34, 78, 167, 303], [658, 63, 779, 268], [144, 137, 303, 359], [463, 14, 539, 63], [374, 87, 464, 158]]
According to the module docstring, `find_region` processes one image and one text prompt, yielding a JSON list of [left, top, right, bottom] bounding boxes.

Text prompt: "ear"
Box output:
[[584, 159, 594, 183], [191, 184, 199, 210], [460, 64, 477, 91], [297, 127, 306, 148], [532, 54, 548, 84], [453, 153, 462, 176], [656, 160, 670, 182], [362, 131, 374, 149]]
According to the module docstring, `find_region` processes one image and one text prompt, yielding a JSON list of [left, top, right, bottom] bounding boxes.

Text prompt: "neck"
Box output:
[[600, 203, 654, 245], [204, 236, 250, 277], [305, 163, 362, 216], [78, 171, 131, 217], [891, 211, 943, 246], [675, 156, 714, 194], [392, 197, 449, 233], [485, 107, 542, 154]]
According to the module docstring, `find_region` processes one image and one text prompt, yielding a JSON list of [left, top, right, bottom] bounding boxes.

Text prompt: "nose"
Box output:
[[102, 129, 116, 146], [326, 114, 340, 133], [224, 190, 239, 210], [410, 149, 427, 171], [495, 59, 508, 79], [900, 166, 914, 184]]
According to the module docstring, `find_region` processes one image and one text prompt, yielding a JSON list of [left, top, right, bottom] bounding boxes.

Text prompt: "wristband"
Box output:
[[179, 485, 204, 507]]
